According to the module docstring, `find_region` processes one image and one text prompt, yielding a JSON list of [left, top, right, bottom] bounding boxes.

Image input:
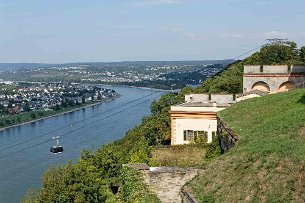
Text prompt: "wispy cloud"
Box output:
[[163, 27, 204, 39], [133, 0, 181, 6], [113, 25, 141, 29], [220, 33, 243, 39], [263, 31, 287, 38]]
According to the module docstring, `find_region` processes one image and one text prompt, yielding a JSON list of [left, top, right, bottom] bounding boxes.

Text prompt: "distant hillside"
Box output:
[[0, 59, 234, 71], [0, 63, 53, 71], [189, 88, 305, 202]]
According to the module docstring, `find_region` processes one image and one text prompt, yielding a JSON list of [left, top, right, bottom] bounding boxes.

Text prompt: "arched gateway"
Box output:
[[251, 81, 270, 92], [278, 81, 295, 92]]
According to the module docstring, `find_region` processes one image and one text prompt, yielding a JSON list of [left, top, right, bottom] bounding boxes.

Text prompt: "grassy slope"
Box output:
[[189, 89, 305, 202], [151, 145, 206, 167]]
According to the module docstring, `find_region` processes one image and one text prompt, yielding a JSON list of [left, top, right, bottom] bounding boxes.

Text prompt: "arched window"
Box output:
[[251, 81, 270, 92], [278, 81, 295, 92]]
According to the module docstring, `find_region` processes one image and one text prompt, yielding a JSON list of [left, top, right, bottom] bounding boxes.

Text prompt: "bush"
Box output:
[[31, 113, 36, 119], [205, 137, 221, 160]]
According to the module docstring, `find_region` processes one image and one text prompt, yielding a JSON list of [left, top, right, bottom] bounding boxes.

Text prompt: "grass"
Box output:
[[189, 89, 305, 202], [150, 144, 206, 167]]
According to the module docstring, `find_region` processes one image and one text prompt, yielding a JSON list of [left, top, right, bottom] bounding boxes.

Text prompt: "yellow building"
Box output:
[[170, 94, 235, 145]]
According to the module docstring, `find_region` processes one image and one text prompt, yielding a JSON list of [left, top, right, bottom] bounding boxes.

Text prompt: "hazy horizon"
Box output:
[[1, 0, 304, 63]]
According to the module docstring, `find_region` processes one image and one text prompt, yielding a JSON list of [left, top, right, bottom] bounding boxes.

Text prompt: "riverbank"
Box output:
[[100, 83, 180, 92], [0, 94, 120, 132]]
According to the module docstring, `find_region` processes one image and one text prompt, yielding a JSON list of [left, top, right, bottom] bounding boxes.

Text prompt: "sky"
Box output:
[[0, 0, 304, 63]]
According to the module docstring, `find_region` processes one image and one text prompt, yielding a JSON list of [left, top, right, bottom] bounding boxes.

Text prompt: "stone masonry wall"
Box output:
[[141, 167, 199, 203], [185, 94, 209, 103], [218, 118, 240, 153], [210, 94, 235, 104], [185, 94, 235, 104], [243, 65, 305, 93]]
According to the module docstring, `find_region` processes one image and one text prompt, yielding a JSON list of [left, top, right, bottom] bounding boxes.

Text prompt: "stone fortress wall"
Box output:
[[243, 65, 305, 93], [185, 94, 235, 104]]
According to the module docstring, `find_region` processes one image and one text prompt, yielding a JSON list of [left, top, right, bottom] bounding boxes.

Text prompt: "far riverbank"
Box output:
[[99, 83, 180, 92], [0, 94, 120, 132]]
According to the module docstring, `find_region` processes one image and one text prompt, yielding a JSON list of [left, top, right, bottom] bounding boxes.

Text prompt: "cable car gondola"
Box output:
[[50, 136, 63, 154]]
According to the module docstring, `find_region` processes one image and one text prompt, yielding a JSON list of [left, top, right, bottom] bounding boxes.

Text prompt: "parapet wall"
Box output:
[[217, 118, 240, 153], [185, 94, 209, 103], [185, 94, 235, 104], [243, 65, 305, 93], [210, 94, 235, 104], [244, 65, 305, 74]]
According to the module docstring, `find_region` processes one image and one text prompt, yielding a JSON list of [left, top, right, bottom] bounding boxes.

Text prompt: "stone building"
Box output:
[[243, 65, 305, 94], [170, 94, 235, 145]]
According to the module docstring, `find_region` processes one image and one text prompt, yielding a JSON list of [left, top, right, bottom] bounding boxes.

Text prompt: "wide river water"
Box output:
[[0, 85, 164, 203]]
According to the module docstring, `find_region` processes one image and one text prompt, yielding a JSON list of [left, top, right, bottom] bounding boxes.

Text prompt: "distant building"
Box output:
[[243, 65, 305, 94], [170, 94, 235, 145]]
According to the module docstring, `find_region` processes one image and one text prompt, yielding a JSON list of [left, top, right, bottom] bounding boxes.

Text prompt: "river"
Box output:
[[0, 85, 164, 203]]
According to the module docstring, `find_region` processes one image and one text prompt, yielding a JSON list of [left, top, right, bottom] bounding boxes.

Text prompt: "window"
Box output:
[[260, 65, 263, 73], [183, 130, 207, 142], [188, 130, 194, 141]]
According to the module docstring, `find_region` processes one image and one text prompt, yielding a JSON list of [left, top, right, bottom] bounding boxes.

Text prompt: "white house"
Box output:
[[170, 94, 235, 145]]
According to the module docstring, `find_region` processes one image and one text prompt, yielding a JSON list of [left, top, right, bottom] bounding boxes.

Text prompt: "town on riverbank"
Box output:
[[0, 81, 117, 129]]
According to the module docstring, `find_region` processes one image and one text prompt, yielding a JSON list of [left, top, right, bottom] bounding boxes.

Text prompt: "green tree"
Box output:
[[61, 101, 68, 108], [31, 113, 36, 119], [300, 46, 305, 64], [2, 107, 8, 114], [23, 102, 31, 112], [53, 104, 60, 111], [129, 137, 150, 164], [22, 189, 37, 203], [245, 41, 300, 65], [67, 99, 75, 107], [17, 117, 21, 123]]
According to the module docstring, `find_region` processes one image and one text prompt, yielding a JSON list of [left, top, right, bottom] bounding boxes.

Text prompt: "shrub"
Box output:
[[31, 113, 36, 119], [205, 138, 221, 160]]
